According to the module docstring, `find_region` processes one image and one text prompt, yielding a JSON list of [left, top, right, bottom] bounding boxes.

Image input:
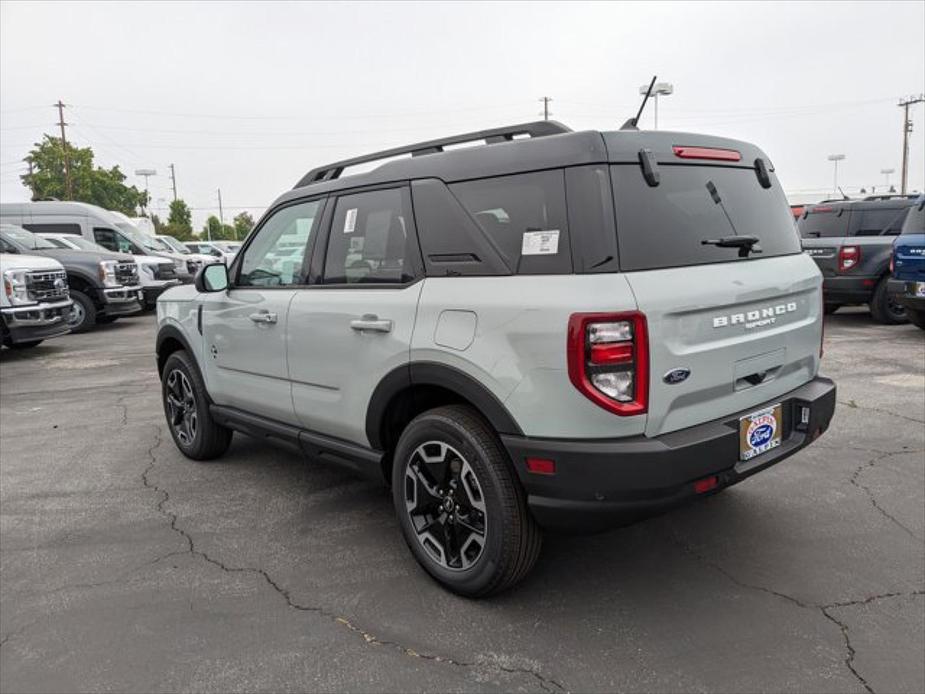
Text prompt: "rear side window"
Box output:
[[611, 165, 801, 271], [323, 187, 419, 285], [849, 207, 909, 236], [22, 222, 81, 235], [900, 202, 925, 235], [798, 208, 851, 238], [450, 170, 571, 275]]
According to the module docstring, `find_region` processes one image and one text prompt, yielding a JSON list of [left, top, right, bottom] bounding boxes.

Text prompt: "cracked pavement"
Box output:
[[1, 307, 923, 693]]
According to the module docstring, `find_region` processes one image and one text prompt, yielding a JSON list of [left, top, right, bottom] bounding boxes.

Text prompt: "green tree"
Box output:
[[21, 135, 147, 215], [233, 211, 255, 240], [202, 215, 228, 240], [167, 199, 193, 233]]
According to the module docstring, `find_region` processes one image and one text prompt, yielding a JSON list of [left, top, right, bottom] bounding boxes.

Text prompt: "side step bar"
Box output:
[[210, 405, 384, 482]]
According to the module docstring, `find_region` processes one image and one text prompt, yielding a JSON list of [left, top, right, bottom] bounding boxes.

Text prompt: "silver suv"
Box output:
[[156, 121, 836, 596]]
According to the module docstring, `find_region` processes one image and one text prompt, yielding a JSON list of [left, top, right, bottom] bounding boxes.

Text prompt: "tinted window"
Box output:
[[798, 208, 851, 238], [323, 188, 418, 284], [850, 207, 910, 236], [22, 223, 81, 235], [900, 202, 925, 235], [450, 170, 570, 275], [611, 165, 801, 271], [237, 199, 322, 287]]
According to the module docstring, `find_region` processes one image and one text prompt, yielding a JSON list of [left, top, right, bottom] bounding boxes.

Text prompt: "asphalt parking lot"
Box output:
[[0, 309, 922, 694]]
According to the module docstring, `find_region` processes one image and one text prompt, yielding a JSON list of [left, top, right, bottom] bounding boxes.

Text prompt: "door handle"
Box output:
[[249, 311, 278, 324], [350, 314, 392, 333]]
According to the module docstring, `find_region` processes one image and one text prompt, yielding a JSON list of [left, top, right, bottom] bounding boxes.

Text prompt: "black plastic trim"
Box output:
[[155, 324, 195, 374]]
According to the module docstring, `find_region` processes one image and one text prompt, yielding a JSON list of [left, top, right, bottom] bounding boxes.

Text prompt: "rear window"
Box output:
[[850, 207, 909, 236], [449, 170, 571, 274], [900, 201, 925, 235], [798, 208, 850, 238], [610, 165, 801, 271]]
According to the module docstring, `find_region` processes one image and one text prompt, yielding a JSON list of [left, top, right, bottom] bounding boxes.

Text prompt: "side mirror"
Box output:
[[195, 262, 228, 292]]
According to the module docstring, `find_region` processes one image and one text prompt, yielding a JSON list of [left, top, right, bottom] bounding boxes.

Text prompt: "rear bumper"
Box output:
[[502, 376, 837, 532], [822, 275, 878, 304], [888, 278, 925, 312], [1, 299, 73, 344]]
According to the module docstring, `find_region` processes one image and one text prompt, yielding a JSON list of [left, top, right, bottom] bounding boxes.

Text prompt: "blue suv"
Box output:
[[889, 196, 925, 329]]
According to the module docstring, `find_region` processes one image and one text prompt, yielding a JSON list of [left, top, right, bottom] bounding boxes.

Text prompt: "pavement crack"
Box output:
[[820, 607, 874, 694], [849, 449, 923, 542], [838, 399, 925, 425], [139, 426, 568, 693]]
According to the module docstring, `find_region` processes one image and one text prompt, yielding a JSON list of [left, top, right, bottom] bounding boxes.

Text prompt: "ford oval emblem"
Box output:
[[663, 368, 690, 385]]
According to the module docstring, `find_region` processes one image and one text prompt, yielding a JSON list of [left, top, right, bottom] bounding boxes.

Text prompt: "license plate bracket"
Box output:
[[739, 404, 783, 461]]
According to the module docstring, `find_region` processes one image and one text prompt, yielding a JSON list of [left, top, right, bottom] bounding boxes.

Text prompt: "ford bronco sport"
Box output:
[[156, 121, 836, 595]]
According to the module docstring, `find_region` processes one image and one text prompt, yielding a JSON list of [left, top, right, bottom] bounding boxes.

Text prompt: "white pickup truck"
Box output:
[[1, 252, 73, 349]]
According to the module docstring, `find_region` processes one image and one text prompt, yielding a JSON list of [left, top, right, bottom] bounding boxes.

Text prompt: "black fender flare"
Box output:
[[155, 324, 195, 375], [365, 361, 523, 450]]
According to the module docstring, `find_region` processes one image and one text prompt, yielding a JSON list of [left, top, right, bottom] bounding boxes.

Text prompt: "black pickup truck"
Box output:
[[798, 195, 918, 323]]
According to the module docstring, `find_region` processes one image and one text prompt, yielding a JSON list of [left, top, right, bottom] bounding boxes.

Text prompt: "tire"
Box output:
[[908, 308, 925, 330], [9, 340, 43, 349], [391, 405, 542, 597], [869, 277, 908, 325], [66, 290, 97, 333], [161, 350, 232, 460], [823, 303, 840, 315]]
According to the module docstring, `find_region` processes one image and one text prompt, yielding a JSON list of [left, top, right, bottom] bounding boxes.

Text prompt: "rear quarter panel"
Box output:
[[412, 274, 646, 438]]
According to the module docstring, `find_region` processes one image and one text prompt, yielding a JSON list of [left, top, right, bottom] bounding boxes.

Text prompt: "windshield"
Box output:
[[114, 223, 163, 252], [157, 236, 190, 254], [0, 225, 57, 250], [69, 236, 110, 251]]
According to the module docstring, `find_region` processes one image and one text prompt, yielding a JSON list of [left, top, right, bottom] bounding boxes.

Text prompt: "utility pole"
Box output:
[[538, 96, 552, 121], [168, 163, 178, 202], [899, 95, 924, 195], [217, 189, 224, 226], [54, 100, 73, 200]]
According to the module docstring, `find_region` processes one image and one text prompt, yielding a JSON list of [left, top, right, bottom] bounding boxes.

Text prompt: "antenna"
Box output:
[[838, 186, 849, 200], [621, 75, 657, 131]]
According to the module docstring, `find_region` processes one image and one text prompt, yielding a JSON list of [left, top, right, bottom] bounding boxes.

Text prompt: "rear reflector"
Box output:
[[525, 458, 556, 475], [672, 146, 742, 162], [694, 475, 719, 494]]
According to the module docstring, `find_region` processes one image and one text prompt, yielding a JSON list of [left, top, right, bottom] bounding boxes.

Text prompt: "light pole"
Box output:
[[639, 82, 673, 129], [135, 168, 157, 214], [880, 168, 895, 191], [827, 154, 845, 197]]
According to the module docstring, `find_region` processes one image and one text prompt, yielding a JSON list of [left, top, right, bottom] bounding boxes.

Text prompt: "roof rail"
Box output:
[[861, 193, 918, 201], [294, 120, 572, 188]]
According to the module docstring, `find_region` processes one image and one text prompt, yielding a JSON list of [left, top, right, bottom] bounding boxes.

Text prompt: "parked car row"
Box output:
[[0, 200, 235, 349], [797, 193, 925, 328]]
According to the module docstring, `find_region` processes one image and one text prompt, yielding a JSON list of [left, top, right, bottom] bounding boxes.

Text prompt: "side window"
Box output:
[[22, 223, 82, 235], [0, 238, 17, 253], [449, 170, 571, 274], [95, 229, 139, 254], [237, 199, 322, 287], [323, 187, 419, 285]]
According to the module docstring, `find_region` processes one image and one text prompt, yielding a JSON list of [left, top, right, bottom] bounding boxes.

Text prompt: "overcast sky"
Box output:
[[2, 0, 924, 230]]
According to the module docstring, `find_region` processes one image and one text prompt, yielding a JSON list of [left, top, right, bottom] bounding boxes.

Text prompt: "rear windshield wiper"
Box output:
[[701, 235, 763, 258]]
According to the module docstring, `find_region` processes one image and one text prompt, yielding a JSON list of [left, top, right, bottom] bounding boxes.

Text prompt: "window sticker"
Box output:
[[521, 229, 559, 256], [344, 208, 358, 234]]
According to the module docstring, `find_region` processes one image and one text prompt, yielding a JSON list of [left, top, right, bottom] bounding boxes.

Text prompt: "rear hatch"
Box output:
[[797, 204, 851, 277], [894, 200, 925, 282], [603, 132, 822, 437]]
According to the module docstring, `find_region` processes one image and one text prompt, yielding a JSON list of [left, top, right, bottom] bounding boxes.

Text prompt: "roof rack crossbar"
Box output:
[[294, 120, 572, 188]]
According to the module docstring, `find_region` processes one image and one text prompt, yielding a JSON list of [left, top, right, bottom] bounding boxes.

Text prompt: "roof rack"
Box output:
[[294, 120, 572, 188], [861, 193, 919, 201]]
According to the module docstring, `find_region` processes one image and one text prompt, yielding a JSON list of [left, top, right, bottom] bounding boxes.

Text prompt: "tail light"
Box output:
[[838, 245, 860, 272], [567, 311, 648, 416], [890, 253, 895, 275], [672, 146, 742, 162]]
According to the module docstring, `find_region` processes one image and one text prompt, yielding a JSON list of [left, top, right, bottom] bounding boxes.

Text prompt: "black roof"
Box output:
[[271, 121, 771, 210]]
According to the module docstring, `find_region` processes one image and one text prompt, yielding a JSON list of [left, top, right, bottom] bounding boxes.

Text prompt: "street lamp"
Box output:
[[827, 154, 845, 197], [639, 81, 673, 129], [880, 168, 895, 189], [135, 168, 157, 214]]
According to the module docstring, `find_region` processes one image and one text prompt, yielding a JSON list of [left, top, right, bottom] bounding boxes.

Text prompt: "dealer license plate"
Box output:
[[739, 404, 783, 461]]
